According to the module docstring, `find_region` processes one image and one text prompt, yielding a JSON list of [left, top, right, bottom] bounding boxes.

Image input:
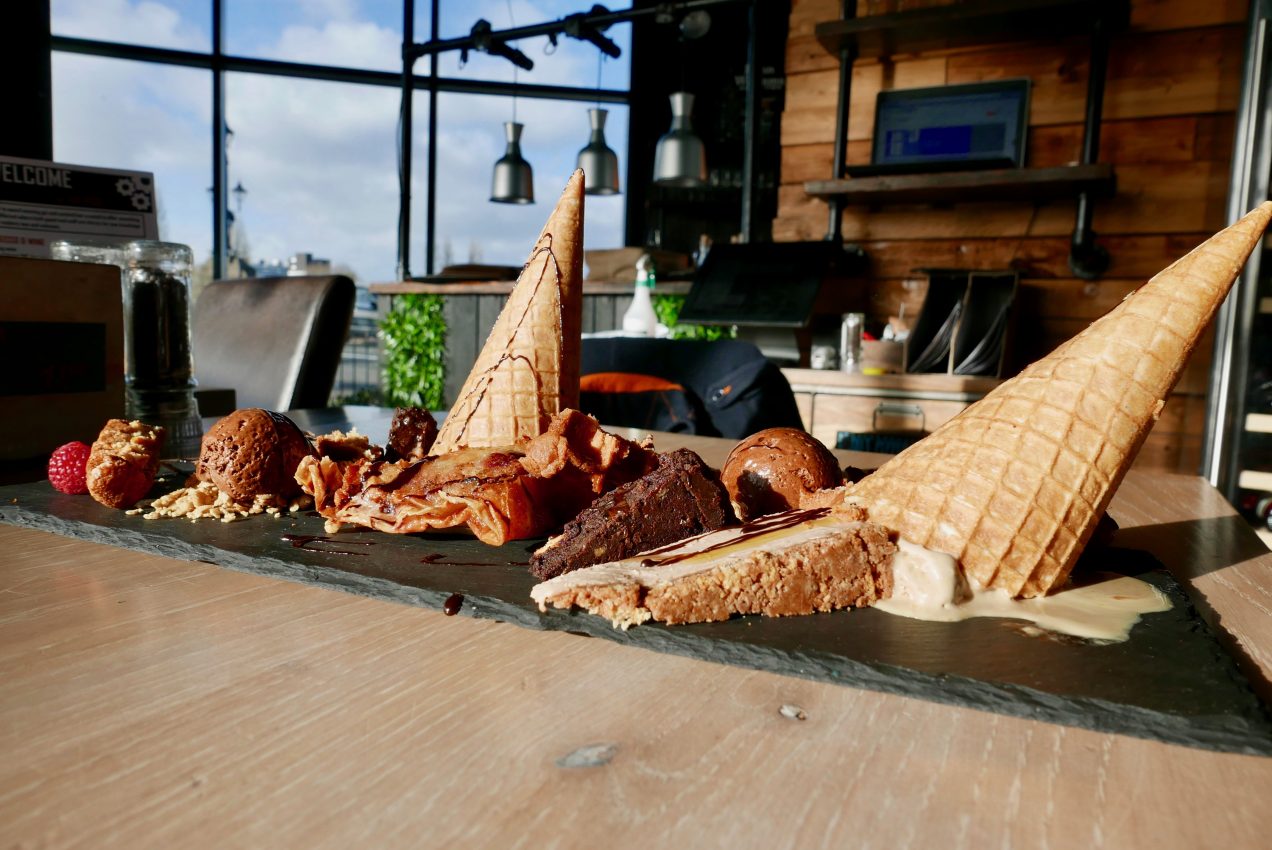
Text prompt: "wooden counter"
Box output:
[[2, 427, 1271, 848], [783, 368, 1003, 448], [370, 279, 693, 297]]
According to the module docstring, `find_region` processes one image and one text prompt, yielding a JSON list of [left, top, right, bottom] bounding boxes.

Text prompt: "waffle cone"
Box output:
[[851, 203, 1272, 598], [431, 171, 585, 454]]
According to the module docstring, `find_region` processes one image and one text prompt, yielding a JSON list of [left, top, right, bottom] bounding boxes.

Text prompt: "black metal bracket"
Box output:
[[826, 0, 856, 243], [395, 0, 753, 279], [1069, 13, 1111, 280]]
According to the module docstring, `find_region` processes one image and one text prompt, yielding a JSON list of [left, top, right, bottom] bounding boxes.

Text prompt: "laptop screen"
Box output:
[[872, 80, 1030, 167]]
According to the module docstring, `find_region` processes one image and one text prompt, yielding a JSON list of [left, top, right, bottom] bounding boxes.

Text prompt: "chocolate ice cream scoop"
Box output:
[[197, 408, 314, 502], [720, 428, 843, 521]]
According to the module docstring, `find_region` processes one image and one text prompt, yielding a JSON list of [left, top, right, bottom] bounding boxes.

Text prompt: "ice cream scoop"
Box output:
[[197, 408, 314, 502], [720, 428, 843, 521]]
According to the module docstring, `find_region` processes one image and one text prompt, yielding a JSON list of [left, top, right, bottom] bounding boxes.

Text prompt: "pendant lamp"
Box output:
[[653, 92, 706, 187], [576, 108, 620, 195], [491, 121, 534, 204]]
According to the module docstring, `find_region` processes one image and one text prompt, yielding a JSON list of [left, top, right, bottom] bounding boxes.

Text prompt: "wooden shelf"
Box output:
[[805, 164, 1115, 205], [814, 0, 1129, 59]]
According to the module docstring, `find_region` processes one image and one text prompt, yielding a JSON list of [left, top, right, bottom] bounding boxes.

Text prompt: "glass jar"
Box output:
[[49, 238, 128, 268], [123, 240, 202, 458]]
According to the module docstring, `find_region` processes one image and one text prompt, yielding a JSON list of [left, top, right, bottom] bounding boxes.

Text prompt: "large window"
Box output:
[[52, 53, 212, 274], [50, 0, 631, 288]]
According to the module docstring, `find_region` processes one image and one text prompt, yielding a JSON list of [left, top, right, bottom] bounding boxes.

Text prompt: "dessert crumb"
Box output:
[[779, 704, 807, 721]]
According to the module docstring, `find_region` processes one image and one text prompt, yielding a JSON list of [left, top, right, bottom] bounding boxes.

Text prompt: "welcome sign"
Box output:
[[0, 155, 159, 258]]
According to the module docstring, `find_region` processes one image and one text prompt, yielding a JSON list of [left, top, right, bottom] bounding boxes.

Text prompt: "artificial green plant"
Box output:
[[380, 293, 447, 410]]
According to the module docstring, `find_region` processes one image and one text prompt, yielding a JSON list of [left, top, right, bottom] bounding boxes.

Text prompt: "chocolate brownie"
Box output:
[[530, 448, 732, 580], [385, 406, 438, 462]]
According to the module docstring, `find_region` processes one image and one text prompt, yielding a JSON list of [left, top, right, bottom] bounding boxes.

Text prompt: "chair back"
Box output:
[[579, 337, 804, 438], [193, 275, 355, 411]]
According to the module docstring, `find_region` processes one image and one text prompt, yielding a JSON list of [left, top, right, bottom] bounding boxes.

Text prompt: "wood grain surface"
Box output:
[[2, 436, 1271, 849]]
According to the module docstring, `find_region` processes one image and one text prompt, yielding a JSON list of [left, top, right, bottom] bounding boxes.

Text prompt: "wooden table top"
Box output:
[[3, 428, 1272, 848]]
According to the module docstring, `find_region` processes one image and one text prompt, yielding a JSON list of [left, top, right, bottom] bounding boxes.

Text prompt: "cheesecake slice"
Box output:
[[531, 506, 896, 628]]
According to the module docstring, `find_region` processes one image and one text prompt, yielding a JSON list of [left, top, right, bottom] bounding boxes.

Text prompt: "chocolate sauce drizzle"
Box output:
[[441, 236, 564, 442], [637, 508, 831, 567], [419, 553, 531, 567], [281, 533, 374, 557]]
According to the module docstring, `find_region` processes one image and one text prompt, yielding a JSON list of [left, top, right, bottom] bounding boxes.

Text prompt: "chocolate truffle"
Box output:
[[197, 408, 314, 502], [720, 427, 844, 521], [385, 406, 438, 462]]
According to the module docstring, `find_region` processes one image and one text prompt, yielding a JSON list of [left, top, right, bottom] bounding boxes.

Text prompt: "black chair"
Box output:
[[193, 275, 356, 411], [579, 337, 804, 438]]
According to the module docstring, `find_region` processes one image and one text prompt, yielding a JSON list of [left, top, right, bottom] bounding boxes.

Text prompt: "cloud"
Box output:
[[50, 0, 631, 284], [52, 0, 209, 49]]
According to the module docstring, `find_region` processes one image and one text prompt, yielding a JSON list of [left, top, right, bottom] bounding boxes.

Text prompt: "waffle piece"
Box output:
[[532, 507, 896, 628], [849, 202, 1272, 598], [297, 410, 655, 546], [87, 419, 165, 509], [296, 447, 551, 545], [431, 171, 584, 453], [530, 448, 732, 580]]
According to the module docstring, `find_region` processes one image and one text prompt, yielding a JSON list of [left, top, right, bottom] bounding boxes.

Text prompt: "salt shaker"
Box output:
[[840, 312, 864, 373], [123, 240, 202, 458]]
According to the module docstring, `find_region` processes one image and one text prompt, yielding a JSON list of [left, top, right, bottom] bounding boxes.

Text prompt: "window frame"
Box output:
[[50, 0, 632, 279]]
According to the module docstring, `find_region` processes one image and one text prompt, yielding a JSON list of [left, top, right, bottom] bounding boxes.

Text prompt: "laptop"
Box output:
[[846, 79, 1030, 178]]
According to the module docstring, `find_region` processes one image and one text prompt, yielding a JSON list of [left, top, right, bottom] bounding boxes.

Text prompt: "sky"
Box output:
[[50, 0, 631, 283]]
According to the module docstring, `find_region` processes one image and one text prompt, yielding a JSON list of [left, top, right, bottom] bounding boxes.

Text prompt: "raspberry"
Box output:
[[48, 442, 92, 495]]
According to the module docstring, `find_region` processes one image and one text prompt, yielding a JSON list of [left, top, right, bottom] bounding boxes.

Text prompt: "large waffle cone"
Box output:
[[851, 203, 1272, 598], [431, 171, 585, 454]]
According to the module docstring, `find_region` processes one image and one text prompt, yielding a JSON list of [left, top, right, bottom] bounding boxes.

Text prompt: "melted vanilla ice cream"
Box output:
[[875, 539, 1171, 642]]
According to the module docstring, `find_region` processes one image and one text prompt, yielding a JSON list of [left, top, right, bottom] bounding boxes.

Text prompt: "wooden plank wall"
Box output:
[[776, 0, 1248, 472]]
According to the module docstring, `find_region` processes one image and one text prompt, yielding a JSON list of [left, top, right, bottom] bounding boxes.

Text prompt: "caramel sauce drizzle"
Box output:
[[636, 508, 832, 567]]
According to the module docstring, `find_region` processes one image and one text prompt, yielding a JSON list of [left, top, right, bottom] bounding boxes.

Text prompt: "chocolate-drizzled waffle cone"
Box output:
[[850, 202, 1272, 598], [431, 171, 584, 454]]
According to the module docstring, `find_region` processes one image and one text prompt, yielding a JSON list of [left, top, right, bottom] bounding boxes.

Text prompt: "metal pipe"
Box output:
[[211, 0, 227, 280], [1203, 0, 1272, 493], [1068, 12, 1110, 279], [740, 0, 759, 243], [49, 35, 630, 103], [404, 0, 748, 62], [397, 0, 415, 281], [826, 0, 856, 242], [426, 0, 440, 275]]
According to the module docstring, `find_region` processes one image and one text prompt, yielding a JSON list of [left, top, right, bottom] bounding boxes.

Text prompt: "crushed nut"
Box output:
[[141, 481, 312, 522]]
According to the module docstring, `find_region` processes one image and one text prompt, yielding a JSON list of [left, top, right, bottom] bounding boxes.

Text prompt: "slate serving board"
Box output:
[[4, 479, 1271, 757]]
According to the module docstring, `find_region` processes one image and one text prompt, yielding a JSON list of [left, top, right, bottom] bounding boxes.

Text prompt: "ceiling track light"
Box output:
[[563, 6, 621, 57], [467, 19, 535, 71]]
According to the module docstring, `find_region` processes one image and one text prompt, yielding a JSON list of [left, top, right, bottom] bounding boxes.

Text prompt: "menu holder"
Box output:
[[0, 256, 124, 461], [904, 269, 1018, 377]]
